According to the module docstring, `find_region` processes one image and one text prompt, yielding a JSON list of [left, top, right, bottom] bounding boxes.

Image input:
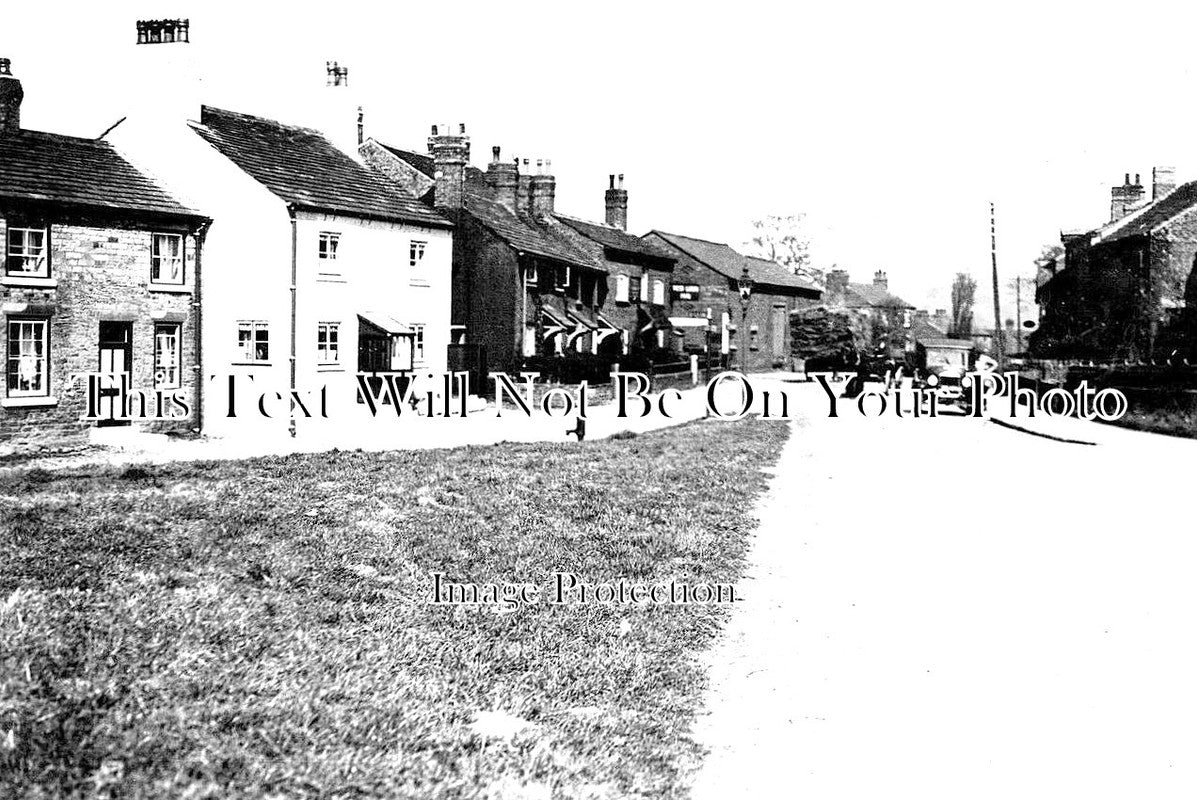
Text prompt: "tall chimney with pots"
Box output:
[[1110, 172, 1146, 221], [319, 61, 362, 158], [0, 58, 22, 135], [428, 123, 470, 211], [485, 145, 518, 209], [873, 270, 888, 291], [529, 158, 556, 217], [1153, 166, 1177, 201], [131, 19, 199, 126], [516, 158, 533, 214], [825, 269, 849, 305], [605, 174, 628, 230]]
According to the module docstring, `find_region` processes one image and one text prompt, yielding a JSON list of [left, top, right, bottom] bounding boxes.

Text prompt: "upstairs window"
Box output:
[[154, 323, 182, 388], [639, 274, 650, 303], [6, 227, 49, 277], [525, 263, 539, 285], [555, 266, 571, 292], [151, 233, 184, 284], [319, 232, 340, 261], [317, 322, 340, 364], [652, 279, 666, 306], [6, 319, 49, 397], [236, 321, 270, 363], [615, 274, 630, 303], [409, 240, 427, 268]]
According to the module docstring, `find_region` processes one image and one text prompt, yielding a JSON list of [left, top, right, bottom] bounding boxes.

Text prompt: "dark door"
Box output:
[[98, 321, 132, 426]]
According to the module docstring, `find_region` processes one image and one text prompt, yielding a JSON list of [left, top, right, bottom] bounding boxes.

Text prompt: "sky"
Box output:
[[6, 0, 1197, 327]]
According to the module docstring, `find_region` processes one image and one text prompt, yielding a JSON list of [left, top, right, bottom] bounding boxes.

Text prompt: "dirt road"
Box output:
[[689, 382, 1197, 798]]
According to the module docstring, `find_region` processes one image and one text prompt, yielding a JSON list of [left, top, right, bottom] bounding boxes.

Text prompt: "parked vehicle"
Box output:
[[912, 338, 974, 411]]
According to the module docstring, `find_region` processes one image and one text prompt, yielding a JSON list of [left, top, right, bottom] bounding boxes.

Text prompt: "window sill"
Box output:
[[317, 365, 343, 372], [409, 279, 431, 288], [148, 283, 192, 294], [1, 395, 58, 408], [2, 276, 57, 288], [230, 362, 273, 367]]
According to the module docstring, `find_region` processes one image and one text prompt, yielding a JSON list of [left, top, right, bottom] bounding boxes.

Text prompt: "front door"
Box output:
[[771, 305, 787, 360], [97, 321, 132, 426]]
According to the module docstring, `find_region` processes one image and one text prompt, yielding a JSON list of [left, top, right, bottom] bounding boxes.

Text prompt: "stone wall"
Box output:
[[0, 213, 199, 452]]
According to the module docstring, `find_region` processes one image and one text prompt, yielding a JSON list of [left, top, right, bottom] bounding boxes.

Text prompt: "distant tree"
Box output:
[[747, 215, 819, 284], [949, 272, 977, 338]]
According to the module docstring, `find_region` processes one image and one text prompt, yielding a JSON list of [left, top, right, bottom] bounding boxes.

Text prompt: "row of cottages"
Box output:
[[1, 34, 453, 449], [0, 58, 209, 450], [821, 268, 917, 357], [360, 127, 821, 377], [1034, 168, 1197, 360]]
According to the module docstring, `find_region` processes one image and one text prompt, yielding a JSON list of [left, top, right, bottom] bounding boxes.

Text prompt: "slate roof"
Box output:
[[0, 129, 201, 219], [1101, 180, 1197, 241], [647, 230, 821, 296], [191, 107, 450, 227], [464, 196, 597, 271], [375, 142, 487, 186], [843, 282, 914, 309], [555, 214, 675, 265], [364, 140, 597, 269]]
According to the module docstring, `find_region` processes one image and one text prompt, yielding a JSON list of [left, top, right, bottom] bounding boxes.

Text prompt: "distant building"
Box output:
[[641, 231, 821, 372], [1034, 167, 1197, 360], [0, 57, 208, 451], [362, 131, 677, 378], [823, 268, 915, 357]]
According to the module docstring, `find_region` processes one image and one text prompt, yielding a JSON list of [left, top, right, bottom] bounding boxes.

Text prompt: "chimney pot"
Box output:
[[604, 170, 629, 230], [492, 145, 501, 162], [430, 124, 438, 136]]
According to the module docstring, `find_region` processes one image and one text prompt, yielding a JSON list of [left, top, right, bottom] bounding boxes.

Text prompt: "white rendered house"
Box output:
[[107, 36, 453, 438]]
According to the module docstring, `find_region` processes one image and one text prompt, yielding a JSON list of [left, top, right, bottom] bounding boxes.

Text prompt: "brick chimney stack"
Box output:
[[485, 145, 518, 210], [825, 269, 849, 305], [1153, 166, 1176, 201], [0, 58, 22, 135], [873, 270, 888, 291], [516, 158, 533, 214], [428, 123, 470, 211], [529, 158, 556, 217], [605, 174, 628, 230], [1110, 172, 1146, 221]]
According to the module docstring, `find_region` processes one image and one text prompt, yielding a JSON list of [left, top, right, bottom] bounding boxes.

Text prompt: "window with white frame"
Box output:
[[555, 266, 570, 292], [154, 323, 182, 388], [319, 232, 340, 261], [236, 321, 270, 363], [652, 279, 665, 306], [6, 319, 49, 397], [639, 274, 649, 302], [411, 323, 426, 365], [525, 262, 539, 284], [150, 233, 184, 284], [6, 227, 49, 277], [317, 322, 340, 364], [615, 274, 630, 302], [409, 240, 427, 268]]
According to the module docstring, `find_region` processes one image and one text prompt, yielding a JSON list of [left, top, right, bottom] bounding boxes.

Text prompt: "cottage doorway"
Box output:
[[770, 305, 787, 358], [97, 321, 132, 427]]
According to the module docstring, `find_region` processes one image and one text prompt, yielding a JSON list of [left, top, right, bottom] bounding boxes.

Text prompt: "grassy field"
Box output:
[[0, 418, 789, 799]]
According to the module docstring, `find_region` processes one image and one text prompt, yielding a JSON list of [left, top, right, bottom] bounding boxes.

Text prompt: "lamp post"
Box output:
[[736, 264, 754, 372]]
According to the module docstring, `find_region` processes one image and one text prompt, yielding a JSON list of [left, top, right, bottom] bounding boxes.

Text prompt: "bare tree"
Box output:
[[746, 215, 819, 283], [949, 272, 977, 338]]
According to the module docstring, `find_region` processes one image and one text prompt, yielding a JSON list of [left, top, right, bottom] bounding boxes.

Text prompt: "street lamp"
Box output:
[[736, 264, 754, 372]]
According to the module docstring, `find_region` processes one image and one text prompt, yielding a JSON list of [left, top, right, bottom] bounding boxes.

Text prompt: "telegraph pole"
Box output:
[[990, 202, 1005, 369], [1015, 275, 1022, 355]]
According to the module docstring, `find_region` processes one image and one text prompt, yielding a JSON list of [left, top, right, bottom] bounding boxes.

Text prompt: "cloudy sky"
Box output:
[[6, 0, 1197, 325]]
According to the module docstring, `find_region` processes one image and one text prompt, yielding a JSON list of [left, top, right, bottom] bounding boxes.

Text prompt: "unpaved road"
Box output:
[[689, 382, 1197, 799]]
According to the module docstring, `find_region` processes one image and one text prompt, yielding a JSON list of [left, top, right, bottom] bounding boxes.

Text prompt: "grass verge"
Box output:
[[1, 417, 789, 799]]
